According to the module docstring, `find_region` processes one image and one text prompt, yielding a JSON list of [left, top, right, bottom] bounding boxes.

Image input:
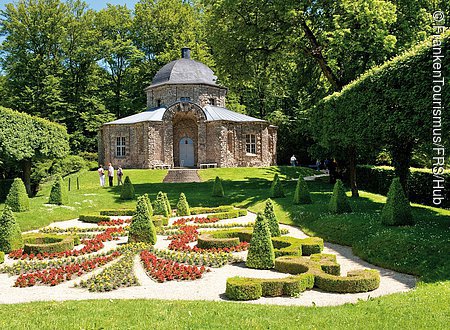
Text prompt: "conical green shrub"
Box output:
[[0, 206, 23, 253], [143, 193, 153, 216], [270, 174, 284, 198], [212, 176, 225, 197], [120, 176, 135, 200], [128, 195, 157, 244], [154, 191, 169, 217], [381, 177, 413, 226], [5, 178, 29, 212], [246, 212, 275, 269], [329, 180, 352, 214], [264, 199, 280, 237], [293, 175, 312, 204], [163, 193, 172, 216], [48, 176, 68, 205], [176, 193, 191, 216]]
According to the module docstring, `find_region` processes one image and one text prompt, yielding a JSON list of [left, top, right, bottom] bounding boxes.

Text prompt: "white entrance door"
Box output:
[[179, 137, 194, 167]]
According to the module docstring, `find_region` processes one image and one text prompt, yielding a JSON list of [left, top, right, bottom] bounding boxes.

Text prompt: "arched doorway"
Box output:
[[179, 137, 194, 167]]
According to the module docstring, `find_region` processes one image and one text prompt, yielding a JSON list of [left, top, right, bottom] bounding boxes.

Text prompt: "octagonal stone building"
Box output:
[[99, 48, 277, 168]]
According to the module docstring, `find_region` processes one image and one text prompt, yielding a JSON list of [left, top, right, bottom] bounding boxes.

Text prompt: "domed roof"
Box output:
[[149, 48, 219, 88]]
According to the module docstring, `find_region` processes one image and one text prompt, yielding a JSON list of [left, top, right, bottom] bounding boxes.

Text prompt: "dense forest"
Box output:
[[0, 0, 448, 174]]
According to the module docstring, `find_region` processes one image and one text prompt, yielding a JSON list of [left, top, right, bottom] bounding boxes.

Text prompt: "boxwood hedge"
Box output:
[[78, 214, 110, 223], [100, 209, 134, 216], [22, 233, 77, 254]]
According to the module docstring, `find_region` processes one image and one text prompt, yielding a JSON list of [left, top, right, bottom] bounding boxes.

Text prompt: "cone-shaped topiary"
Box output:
[[163, 193, 172, 216], [176, 193, 191, 216], [120, 176, 135, 200], [293, 175, 312, 204], [154, 191, 169, 217], [270, 174, 285, 198], [264, 199, 280, 237], [5, 178, 29, 212], [0, 206, 23, 253], [381, 177, 413, 226], [212, 176, 225, 197], [246, 212, 275, 269], [143, 193, 153, 216], [128, 195, 157, 244], [48, 176, 68, 205], [329, 180, 352, 214]]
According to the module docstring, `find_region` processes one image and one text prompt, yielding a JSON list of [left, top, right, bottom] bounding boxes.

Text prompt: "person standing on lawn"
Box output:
[[98, 165, 105, 187], [117, 166, 123, 185], [290, 155, 297, 167], [108, 163, 114, 187]]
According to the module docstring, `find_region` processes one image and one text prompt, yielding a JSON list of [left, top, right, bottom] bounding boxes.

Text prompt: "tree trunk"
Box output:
[[348, 147, 359, 197], [22, 158, 32, 196], [391, 142, 413, 196]]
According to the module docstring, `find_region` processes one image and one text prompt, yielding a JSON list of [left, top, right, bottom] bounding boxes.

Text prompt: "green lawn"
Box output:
[[0, 167, 449, 329]]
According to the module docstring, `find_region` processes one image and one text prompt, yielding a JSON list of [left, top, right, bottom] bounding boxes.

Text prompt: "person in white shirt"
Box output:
[[98, 165, 105, 187], [108, 163, 114, 187], [290, 155, 297, 167], [117, 166, 123, 185]]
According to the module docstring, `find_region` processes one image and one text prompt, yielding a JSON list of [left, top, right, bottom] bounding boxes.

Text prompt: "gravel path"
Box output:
[[0, 213, 416, 306]]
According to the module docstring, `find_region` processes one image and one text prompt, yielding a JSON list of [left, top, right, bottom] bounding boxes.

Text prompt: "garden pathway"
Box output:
[[0, 212, 416, 306]]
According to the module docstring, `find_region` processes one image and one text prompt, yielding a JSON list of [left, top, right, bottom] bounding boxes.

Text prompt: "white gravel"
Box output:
[[0, 212, 416, 306]]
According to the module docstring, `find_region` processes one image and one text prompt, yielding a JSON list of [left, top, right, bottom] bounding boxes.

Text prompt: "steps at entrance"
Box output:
[[163, 169, 201, 183]]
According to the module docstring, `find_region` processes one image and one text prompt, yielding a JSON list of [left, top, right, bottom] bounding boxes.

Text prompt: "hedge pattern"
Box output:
[[206, 209, 247, 220], [264, 199, 280, 237], [0, 206, 23, 253], [293, 175, 312, 204], [245, 213, 275, 269], [79, 214, 110, 223], [100, 209, 134, 216], [154, 191, 169, 217], [48, 175, 68, 205], [381, 177, 413, 226], [212, 176, 225, 197], [5, 178, 30, 212], [190, 205, 234, 215], [120, 176, 135, 200], [329, 180, 352, 214], [23, 234, 76, 254], [270, 174, 285, 198], [128, 195, 157, 245], [176, 193, 191, 216]]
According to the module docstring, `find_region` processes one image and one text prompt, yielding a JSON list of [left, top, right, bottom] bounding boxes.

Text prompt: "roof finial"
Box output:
[[181, 47, 191, 59]]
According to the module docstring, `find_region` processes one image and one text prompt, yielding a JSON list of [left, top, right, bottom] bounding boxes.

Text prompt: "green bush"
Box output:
[[190, 205, 234, 215], [48, 175, 68, 205], [381, 177, 413, 226], [153, 191, 169, 217], [152, 215, 167, 227], [176, 193, 190, 216], [0, 206, 23, 253], [0, 179, 14, 202], [143, 193, 153, 217], [197, 233, 240, 249], [100, 209, 135, 216], [246, 213, 275, 269], [0, 251, 4, 264], [226, 277, 262, 300], [128, 195, 157, 245], [270, 174, 285, 198], [22, 233, 76, 254], [163, 193, 172, 216], [264, 199, 280, 237], [206, 209, 247, 220], [78, 214, 110, 223], [329, 179, 352, 214], [310, 254, 340, 275], [293, 175, 312, 204], [120, 176, 135, 200], [5, 178, 30, 212], [212, 176, 225, 197]]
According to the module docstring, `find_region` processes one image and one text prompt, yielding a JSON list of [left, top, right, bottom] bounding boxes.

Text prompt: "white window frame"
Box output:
[[245, 134, 256, 155], [116, 137, 126, 157]]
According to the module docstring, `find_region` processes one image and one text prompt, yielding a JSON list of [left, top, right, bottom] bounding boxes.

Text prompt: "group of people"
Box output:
[[290, 155, 342, 184], [98, 163, 123, 187]]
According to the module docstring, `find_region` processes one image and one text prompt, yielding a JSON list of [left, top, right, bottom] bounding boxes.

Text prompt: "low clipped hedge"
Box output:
[[79, 214, 110, 223], [190, 205, 234, 215], [274, 255, 380, 293], [206, 209, 247, 220], [151, 215, 168, 227], [197, 233, 240, 249], [356, 165, 450, 208], [225, 274, 315, 300], [310, 254, 341, 276], [0, 251, 4, 264], [100, 209, 134, 216], [22, 234, 79, 254]]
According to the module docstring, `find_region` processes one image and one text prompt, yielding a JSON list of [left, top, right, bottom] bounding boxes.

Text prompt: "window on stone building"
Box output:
[[180, 97, 191, 102], [245, 134, 256, 154], [227, 131, 234, 152], [209, 98, 215, 106], [116, 137, 126, 157], [156, 99, 161, 107]]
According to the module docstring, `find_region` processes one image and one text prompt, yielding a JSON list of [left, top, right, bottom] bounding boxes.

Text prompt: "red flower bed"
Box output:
[[14, 251, 121, 287], [97, 218, 132, 226], [140, 250, 207, 282], [9, 227, 125, 260]]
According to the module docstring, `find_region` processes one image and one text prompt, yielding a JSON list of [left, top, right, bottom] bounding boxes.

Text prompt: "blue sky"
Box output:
[[0, 0, 140, 12]]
